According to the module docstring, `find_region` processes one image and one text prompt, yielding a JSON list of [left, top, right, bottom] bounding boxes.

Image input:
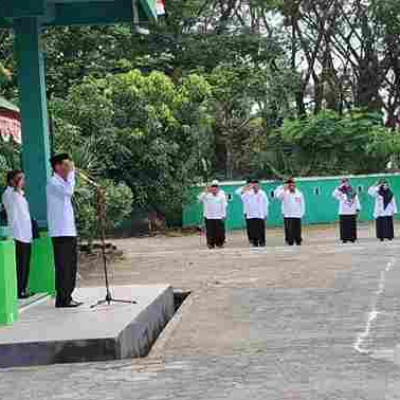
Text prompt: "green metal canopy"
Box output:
[[0, 0, 157, 27], [0, 0, 159, 228], [0, 0, 161, 301]]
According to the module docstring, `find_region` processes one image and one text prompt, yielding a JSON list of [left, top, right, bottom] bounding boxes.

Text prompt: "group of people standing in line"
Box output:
[[199, 177, 397, 249], [2, 154, 82, 308], [3, 162, 397, 304]]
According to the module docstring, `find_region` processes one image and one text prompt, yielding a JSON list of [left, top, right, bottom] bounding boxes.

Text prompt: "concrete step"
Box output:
[[0, 285, 174, 368]]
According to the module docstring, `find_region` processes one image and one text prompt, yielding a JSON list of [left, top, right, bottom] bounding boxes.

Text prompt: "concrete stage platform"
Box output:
[[0, 285, 174, 368]]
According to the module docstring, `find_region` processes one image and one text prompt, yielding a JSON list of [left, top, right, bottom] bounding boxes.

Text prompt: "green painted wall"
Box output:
[[183, 173, 400, 230]]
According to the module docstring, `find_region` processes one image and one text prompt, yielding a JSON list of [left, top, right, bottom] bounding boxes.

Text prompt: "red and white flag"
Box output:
[[156, 0, 166, 16], [0, 111, 21, 144]]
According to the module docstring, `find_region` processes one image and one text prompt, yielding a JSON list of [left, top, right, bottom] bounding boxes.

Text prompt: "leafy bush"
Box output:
[[74, 178, 133, 246], [52, 70, 214, 224]]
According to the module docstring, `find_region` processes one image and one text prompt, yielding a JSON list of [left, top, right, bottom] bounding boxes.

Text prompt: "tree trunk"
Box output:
[[225, 138, 234, 180]]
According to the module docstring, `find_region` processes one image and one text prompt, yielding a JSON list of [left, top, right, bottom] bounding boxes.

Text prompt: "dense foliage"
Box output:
[[247, 110, 400, 178], [53, 70, 213, 221]]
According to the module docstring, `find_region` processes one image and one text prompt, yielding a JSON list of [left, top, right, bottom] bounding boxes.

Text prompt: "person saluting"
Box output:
[[198, 180, 227, 249], [239, 180, 269, 247], [47, 154, 82, 308], [274, 178, 305, 246], [368, 179, 397, 241], [332, 178, 361, 243]]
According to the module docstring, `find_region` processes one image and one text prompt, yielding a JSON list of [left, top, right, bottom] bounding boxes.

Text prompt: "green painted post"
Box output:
[[29, 233, 55, 295], [0, 240, 18, 325], [14, 18, 55, 294], [14, 17, 51, 227]]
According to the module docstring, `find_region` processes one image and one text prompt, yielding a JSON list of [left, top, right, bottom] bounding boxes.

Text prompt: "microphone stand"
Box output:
[[77, 171, 137, 308]]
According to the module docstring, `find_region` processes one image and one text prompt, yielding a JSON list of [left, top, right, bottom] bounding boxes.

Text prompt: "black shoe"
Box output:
[[56, 300, 83, 308], [207, 244, 215, 249], [342, 240, 347, 244]]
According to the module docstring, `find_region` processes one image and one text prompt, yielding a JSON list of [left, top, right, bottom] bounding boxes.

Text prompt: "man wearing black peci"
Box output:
[[275, 178, 305, 246], [198, 180, 227, 249], [235, 179, 253, 244], [47, 154, 82, 308], [239, 180, 269, 247]]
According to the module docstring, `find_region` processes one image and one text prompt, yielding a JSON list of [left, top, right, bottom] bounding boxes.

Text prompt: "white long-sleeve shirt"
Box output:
[[274, 186, 305, 218], [332, 188, 361, 215], [199, 190, 227, 220], [368, 185, 398, 218], [241, 190, 269, 219], [2, 187, 33, 243], [46, 171, 77, 237]]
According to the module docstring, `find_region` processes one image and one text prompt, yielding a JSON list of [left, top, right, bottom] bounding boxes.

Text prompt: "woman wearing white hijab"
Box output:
[[368, 179, 397, 241]]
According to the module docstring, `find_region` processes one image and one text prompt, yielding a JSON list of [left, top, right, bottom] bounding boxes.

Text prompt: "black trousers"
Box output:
[[340, 215, 357, 242], [376, 216, 394, 240], [247, 218, 266, 247], [15, 241, 31, 296], [245, 215, 251, 243], [205, 219, 225, 248], [52, 237, 78, 306], [284, 218, 302, 245]]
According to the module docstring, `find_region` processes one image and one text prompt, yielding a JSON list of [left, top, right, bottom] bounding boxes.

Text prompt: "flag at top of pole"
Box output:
[[156, 0, 166, 16]]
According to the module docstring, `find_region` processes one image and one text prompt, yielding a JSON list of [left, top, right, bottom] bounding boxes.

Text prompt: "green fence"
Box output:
[[183, 173, 400, 230]]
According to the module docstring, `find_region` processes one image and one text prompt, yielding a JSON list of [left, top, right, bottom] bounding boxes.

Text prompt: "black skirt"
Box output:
[[340, 215, 357, 242], [376, 216, 394, 240]]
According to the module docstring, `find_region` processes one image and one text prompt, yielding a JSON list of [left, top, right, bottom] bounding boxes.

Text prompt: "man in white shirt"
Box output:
[[275, 178, 305, 246], [2, 170, 33, 299], [368, 179, 397, 241], [235, 179, 253, 244], [332, 178, 361, 243], [199, 180, 227, 249], [47, 154, 82, 308], [240, 180, 269, 247]]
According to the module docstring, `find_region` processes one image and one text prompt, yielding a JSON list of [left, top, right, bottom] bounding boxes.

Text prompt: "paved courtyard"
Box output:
[[2, 223, 400, 399]]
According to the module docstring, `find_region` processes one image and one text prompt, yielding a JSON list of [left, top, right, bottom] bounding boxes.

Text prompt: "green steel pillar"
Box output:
[[14, 18, 55, 294], [14, 17, 51, 227]]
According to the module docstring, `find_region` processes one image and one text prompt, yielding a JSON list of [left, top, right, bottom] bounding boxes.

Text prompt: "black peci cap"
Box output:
[[50, 153, 71, 170]]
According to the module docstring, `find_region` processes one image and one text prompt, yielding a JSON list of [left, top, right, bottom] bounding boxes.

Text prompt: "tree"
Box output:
[[208, 64, 297, 179], [52, 70, 214, 221], [0, 28, 17, 99], [248, 110, 400, 178]]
